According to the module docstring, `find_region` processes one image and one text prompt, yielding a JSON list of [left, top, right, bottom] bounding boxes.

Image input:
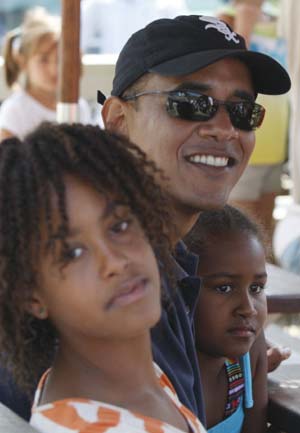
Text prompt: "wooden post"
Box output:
[[57, 0, 81, 122]]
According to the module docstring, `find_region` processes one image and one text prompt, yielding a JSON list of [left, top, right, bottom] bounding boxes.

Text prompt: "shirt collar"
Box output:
[[172, 241, 201, 316], [174, 240, 199, 278]]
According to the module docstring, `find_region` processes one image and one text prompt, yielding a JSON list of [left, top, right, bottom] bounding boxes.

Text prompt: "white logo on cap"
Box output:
[[199, 16, 240, 44]]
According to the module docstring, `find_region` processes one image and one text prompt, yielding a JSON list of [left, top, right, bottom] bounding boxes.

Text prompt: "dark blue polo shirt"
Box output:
[[0, 366, 31, 420], [0, 241, 205, 424], [151, 241, 205, 424]]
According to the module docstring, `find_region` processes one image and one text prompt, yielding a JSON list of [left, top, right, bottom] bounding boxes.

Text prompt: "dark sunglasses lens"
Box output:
[[251, 104, 265, 128], [166, 92, 217, 121], [228, 102, 265, 131]]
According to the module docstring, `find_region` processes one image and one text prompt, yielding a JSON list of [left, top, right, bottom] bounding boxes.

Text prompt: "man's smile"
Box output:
[[185, 154, 233, 168]]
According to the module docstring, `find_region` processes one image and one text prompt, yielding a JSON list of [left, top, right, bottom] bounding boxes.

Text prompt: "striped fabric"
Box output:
[[30, 363, 207, 433], [224, 358, 244, 418]]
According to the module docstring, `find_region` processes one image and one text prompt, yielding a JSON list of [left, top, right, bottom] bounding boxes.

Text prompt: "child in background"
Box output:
[[0, 123, 206, 433], [185, 205, 268, 433], [0, 7, 91, 141]]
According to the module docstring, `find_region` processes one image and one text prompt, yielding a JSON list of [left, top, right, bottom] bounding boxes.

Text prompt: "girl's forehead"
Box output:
[[205, 230, 258, 247], [38, 182, 133, 248], [32, 35, 58, 56], [55, 176, 129, 217], [37, 175, 134, 242], [198, 231, 265, 270]]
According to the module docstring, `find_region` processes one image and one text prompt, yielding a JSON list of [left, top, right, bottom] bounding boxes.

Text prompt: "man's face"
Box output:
[[122, 58, 255, 215]]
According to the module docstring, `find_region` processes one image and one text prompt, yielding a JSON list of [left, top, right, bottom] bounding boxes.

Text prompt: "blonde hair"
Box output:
[[3, 7, 60, 87]]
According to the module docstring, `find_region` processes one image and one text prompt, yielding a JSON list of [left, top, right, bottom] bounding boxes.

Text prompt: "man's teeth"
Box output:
[[188, 155, 229, 167]]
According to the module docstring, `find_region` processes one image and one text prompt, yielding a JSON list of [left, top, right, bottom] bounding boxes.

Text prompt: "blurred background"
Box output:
[[0, 0, 280, 52]]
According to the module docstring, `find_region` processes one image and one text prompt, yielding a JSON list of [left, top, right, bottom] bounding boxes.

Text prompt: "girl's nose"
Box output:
[[96, 242, 129, 279], [49, 60, 58, 79], [235, 291, 257, 318]]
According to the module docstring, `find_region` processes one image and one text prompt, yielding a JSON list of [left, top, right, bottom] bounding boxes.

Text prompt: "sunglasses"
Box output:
[[122, 89, 265, 131]]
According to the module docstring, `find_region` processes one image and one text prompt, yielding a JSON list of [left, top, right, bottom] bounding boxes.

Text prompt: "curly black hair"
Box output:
[[184, 204, 267, 260], [0, 122, 173, 395]]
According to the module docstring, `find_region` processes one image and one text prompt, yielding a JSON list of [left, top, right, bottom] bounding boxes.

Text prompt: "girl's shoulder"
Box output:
[[153, 362, 206, 433], [249, 331, 267, 378], [0, 89, 51, 116], [0, 90, 55, 138], [0, 90, 26, 112], [0, 90, 30, 135], [31, 365, 206, 433]]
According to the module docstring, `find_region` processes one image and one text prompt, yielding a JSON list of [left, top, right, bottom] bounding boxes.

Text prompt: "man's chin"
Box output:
[[167, 190, 232, 237], [193, 193, 231, 213]]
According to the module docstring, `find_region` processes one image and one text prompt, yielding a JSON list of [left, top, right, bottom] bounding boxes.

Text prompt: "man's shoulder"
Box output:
[[0, 367, 31, 421], [174, 241, 199, 277]]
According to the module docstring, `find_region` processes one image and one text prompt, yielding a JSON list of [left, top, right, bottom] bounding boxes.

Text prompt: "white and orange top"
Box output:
[[30, 363, 207, 433]]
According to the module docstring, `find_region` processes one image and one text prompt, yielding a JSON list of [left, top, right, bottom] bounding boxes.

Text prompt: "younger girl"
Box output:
[[185, 205, 268, 433], [0, 123, 206, 433], [0, 7, 91, 141]]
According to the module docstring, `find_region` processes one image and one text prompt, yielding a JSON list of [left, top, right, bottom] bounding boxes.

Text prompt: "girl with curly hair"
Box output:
[[0, 123, 206, 433]]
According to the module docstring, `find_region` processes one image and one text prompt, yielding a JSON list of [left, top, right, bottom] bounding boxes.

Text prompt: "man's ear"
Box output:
[[101, 96, 129, 136], [25, 291, 48, 320]]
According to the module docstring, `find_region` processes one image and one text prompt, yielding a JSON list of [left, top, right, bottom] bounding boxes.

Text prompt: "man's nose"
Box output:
[[197, 105, 239, 142]]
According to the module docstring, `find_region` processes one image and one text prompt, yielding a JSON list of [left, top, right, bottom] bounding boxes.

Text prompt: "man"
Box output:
[[100, 14, 290, 424], [0, 14, 290, 425]]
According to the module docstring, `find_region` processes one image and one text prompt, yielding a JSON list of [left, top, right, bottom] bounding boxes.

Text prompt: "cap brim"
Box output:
[[149, 49, 291, 95]]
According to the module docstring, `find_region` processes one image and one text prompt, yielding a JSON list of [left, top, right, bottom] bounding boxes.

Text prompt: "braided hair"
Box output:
[[0, 122, 173, 394]]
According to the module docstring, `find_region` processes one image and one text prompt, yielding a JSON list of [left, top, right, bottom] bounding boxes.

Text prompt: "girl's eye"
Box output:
[[215, 285, 232, 294], [63, 246, 84, 262], [111, 219, 131, 234], [249, 283, 265, 294], [71, 247, 83, 259]]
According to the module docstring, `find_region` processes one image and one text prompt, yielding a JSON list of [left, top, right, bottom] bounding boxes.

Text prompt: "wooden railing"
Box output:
[[266, 263, 300, 314]]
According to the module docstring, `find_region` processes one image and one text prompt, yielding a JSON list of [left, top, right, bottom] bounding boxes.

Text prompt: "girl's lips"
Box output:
[[106, 277, 149, 310], [228, 327, 256, 338]]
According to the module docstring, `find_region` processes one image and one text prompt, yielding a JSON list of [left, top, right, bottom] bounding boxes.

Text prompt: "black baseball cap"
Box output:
[[109, 15, 291, 98]]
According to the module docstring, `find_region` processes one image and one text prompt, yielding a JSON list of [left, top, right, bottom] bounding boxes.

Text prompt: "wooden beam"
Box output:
[[266, 263, 300, 314], [57, 0, 81, 122]]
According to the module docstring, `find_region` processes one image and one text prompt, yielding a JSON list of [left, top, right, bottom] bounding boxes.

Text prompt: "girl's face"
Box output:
[[24, 37, 58, 95], [195, 231, 267, 359], [32, 176, 161, 343]]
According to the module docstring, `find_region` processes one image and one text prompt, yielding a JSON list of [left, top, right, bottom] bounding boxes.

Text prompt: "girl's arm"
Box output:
[[242, 331, 268, 433]]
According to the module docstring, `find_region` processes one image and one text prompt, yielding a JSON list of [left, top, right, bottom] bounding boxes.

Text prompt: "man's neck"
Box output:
[[169, 204, 200, 245]]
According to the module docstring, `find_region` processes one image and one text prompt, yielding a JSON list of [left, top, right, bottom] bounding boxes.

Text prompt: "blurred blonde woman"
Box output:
[[0, 7, 92, 141]]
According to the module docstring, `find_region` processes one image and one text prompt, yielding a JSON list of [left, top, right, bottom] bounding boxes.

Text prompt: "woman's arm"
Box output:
[[242, 331, 268, 433]]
